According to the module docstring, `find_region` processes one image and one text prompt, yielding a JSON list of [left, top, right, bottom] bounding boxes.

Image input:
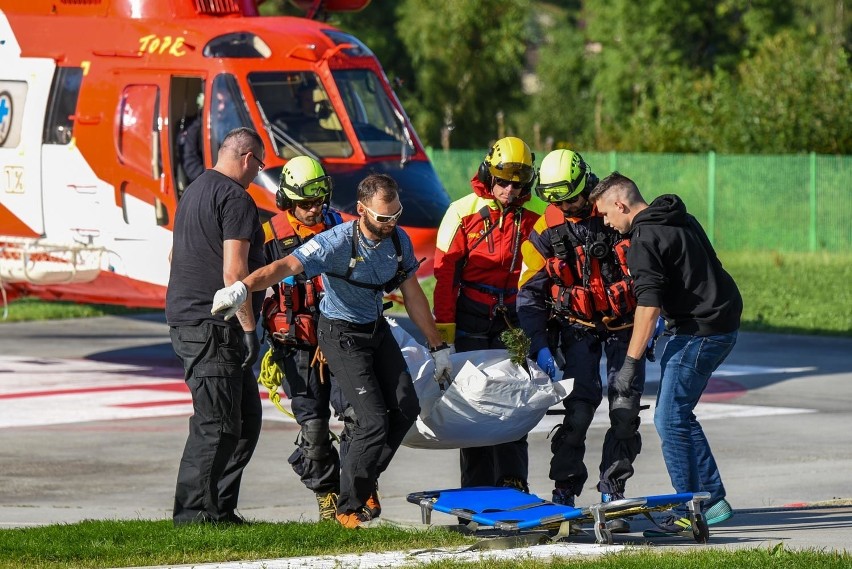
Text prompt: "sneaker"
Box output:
[[500, 477, 529, 493], [365, 485, 381, 519], [705, 498, 734, 525], [600, 492, 630, 533], [552, 487, 575, 507], [643, 500, 733, 538], [602, 491, 626, 503], [315, 492, 338, 521], [335, 509, 371, 529]]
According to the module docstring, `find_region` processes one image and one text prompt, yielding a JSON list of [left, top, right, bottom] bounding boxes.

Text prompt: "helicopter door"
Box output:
[[0, 55, 54, 238]]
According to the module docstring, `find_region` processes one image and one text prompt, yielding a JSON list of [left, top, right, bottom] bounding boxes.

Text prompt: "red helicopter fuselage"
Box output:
[[0, 0, 448, 308]]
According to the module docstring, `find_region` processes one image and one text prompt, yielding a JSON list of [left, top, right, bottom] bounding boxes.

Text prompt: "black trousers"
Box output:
[[550, 326, 645, 496], [170, 322, 262, 525], [274, 344, 345, 494], [455, 296, 529, 488], [317, 315, 419, 514]]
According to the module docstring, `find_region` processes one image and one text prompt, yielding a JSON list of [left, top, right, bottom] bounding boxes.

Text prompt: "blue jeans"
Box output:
[[654, 331, 737, 510]]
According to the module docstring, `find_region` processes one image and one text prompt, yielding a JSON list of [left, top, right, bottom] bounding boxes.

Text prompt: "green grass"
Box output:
[[0, 520, 848, 568], [4, 252, 850, 337], [0, 297, 154, 322], [0, 519, 472, 569], [719, 251, 852, 336]]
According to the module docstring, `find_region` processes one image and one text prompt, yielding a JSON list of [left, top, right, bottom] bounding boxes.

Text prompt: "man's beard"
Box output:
[[362, 215, 395, 239]]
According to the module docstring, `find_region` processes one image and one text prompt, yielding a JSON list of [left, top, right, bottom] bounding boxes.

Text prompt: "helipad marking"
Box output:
[[0, 356, 818, 430], [151, 541, 622, 569]]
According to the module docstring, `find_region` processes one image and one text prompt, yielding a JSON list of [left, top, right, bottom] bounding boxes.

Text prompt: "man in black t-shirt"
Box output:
[[166, 127, 266, 526]]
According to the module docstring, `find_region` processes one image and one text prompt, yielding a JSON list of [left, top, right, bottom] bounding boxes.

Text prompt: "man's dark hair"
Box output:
[[357, 173, 399, 204], [221, 127, 263, 155], [588, 171, 638, 203]]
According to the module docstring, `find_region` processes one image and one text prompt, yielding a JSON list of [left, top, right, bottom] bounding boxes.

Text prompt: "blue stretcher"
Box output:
[[407, 487, 711, 544]]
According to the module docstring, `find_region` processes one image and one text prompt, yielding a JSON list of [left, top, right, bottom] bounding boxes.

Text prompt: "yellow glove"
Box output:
[[436, 322, 456, 344]]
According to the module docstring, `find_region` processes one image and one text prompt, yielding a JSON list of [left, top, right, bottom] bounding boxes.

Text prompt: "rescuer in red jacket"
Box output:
[[433, 136, 539, 491]]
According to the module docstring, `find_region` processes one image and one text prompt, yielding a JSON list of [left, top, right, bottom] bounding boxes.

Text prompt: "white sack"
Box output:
[[387, 319, 573, 450]]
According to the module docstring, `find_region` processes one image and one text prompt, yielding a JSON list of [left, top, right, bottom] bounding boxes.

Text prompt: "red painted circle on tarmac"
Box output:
[[700, 377, 747, 402]]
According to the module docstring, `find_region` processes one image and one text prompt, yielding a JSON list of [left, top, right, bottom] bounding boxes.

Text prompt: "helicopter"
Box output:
[[0, 0, 450, 309]]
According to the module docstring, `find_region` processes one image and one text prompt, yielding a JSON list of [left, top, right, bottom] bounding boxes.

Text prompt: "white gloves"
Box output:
[[211, 281, 248, 320], [430, 343, 454, 387]]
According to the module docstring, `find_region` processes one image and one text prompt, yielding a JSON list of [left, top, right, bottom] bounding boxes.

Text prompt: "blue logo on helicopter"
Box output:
[[0, 92, 12, 147]]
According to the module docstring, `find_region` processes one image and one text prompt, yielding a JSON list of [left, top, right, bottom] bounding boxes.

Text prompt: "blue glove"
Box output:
[[536, 348, 558, 380]]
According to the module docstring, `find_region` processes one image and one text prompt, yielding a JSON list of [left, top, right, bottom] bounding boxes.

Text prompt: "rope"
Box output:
[[311, 346, 328, 385], [257, 348, 296, 419]]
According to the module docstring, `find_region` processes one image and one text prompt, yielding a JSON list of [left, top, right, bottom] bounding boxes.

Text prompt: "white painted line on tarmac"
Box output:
[[137, 541, 620, 569]]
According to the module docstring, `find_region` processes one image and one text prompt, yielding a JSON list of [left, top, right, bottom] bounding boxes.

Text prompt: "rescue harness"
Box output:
[[543, 206, 635, 331]]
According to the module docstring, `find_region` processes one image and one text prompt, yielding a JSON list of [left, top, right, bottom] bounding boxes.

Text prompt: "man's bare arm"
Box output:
[[243, 255, 305, 292], [627, 305, 660, 360], [400, 276, 443, 349], [223, 238, 255, 331]]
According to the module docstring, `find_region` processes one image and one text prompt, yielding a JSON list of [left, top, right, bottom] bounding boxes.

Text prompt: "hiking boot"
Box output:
[[315, 492, 338, 521], [335, 509, 371, 529], [500, 477, 529, 493], [601, 491, 630, 533], [705, 498, 734, 525], [365, 485, 381, 519], [552, 487, 575, 507], [643, 500, 733, 538]]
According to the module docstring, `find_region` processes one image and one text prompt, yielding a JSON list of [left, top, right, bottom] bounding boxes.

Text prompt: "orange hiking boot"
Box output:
[[335, 509, 371, 529], [365, 484, 381, 519]]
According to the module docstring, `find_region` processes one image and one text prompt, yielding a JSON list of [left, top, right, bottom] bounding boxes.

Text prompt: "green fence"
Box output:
[[426, 149, 852, 253]]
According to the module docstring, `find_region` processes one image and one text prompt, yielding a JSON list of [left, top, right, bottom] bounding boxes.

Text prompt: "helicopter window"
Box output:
[[321, 30, 374, 58], [209, 74, 254, 160], [332, 69, 414, 159], [117, 84, 160, 180], [43, 67, 83, 145], [203, 32, 271, 59], [247, 71, 352, 159]]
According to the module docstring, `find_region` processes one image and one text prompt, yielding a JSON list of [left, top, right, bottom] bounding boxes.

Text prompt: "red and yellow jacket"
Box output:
[[433, 175, 539, 323]]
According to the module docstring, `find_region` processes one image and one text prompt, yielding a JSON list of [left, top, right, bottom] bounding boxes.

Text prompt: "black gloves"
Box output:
[[613, 355, 642, 396], [242, 330, 260, 371]]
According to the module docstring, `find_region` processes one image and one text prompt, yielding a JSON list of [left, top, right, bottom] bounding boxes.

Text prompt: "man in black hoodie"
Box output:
[[590, 172, 742, 538]]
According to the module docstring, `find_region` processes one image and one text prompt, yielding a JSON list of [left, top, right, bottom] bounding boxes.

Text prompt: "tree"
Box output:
[[396, 0, 531, 148]]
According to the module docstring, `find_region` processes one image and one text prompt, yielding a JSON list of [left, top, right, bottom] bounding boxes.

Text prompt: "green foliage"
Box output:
[[259, 0, 851, 153], [500, 327, 532, 367], [396, 0, 530, 147]]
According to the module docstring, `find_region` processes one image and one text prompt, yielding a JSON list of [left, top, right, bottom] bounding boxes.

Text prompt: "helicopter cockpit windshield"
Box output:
[[332, 69, 414, 160], [249, 71, 352, 161], [249, 69, 415, 163]]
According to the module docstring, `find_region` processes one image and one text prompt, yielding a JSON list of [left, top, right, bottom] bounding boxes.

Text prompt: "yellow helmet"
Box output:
[[276, 156, 333, 210], [535, 149, 595, 203], [477, 136, 535, 187]]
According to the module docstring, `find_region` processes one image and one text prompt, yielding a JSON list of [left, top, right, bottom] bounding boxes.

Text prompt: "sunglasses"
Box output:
[[494, 178, 526, 190], [359, 201, 403, 224], [296, 198, 325, 210], [239, 151, 265, 171]]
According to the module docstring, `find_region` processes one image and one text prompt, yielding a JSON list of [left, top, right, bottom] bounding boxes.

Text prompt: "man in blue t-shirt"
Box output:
[[211, 174, 452, 529]]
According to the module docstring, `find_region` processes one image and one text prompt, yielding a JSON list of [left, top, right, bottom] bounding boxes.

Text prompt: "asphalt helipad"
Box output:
[[1, 313, 851, 562]]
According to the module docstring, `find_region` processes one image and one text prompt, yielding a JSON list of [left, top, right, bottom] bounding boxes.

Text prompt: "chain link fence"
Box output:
[[426, 149, 851, 252]]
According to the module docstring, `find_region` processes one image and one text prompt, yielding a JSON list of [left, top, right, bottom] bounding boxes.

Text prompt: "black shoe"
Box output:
[[224, 512, 252, 525]]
